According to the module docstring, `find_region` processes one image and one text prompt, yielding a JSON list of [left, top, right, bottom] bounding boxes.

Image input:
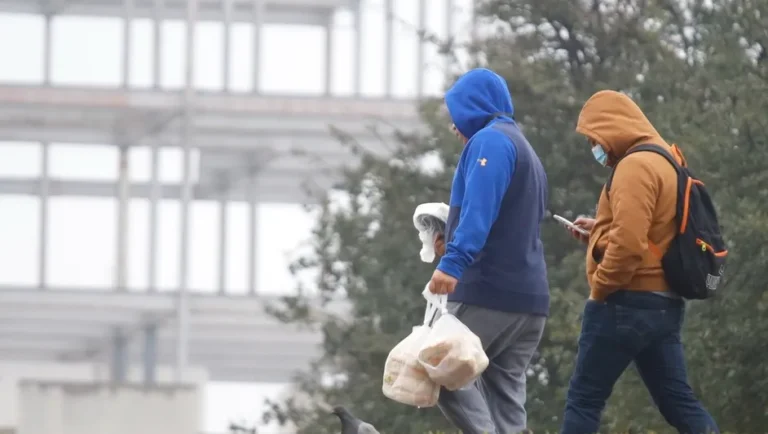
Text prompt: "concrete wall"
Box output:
[[0, 362, 208, 433], [17, 382, 199, 434]]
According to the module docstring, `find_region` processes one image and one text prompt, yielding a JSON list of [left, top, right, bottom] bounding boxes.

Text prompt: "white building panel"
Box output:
[[17, 382, 200, 434], [0, 361, 207, 431]]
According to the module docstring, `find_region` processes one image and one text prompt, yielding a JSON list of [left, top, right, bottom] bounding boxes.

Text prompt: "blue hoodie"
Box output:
[[438, 68, 550, 316]]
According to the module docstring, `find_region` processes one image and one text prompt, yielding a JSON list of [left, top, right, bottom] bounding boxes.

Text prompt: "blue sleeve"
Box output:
[[437, 131, 516, 279]]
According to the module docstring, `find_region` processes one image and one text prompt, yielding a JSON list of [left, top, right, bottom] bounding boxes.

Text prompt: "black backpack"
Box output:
[[606, 144, 728, 299]]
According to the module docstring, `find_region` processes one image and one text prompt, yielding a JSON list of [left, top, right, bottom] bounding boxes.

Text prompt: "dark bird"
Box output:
[[332, 406, 381, 434]]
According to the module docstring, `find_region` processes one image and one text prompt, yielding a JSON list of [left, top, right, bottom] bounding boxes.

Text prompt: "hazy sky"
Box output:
[[0, 0, 473, 432]]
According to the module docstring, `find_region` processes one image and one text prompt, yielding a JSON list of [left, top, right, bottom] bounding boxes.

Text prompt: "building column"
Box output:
[[111, 328, 128, 383], [324, 13, 334, 95], [252, 0, 264, 93], [218, 176, 229, 295], [43, 14, 53, 85], [153, 0, 163, 89], [446, 0, 455, 75], [222, 0, 232, 91], [147, 140, 160, 292], [247, 163, 258, 296], [176, 0, 198, 384], [469, 0, 478, 51], [115, 145, 130, 291], [122, 0, 134, 88], [416, 0, 426, 97], [384, 0, 393, 97], [38, 142, 50, 289], [143, 324, 158, 385], [353, 0, 362, 96]]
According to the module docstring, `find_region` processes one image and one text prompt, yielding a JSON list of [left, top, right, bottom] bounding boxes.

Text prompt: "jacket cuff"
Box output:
[[437, 256, 464, 280]]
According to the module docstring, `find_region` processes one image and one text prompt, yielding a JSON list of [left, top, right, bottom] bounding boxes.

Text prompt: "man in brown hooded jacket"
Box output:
[[560, 90, 719, 434]]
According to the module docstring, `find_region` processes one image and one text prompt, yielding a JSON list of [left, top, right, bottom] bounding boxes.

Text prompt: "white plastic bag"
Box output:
[[413, 202, 449, 263], [418, 291, 489, 391], [417, 230, 440, 263], [382, 290, 445, 407]]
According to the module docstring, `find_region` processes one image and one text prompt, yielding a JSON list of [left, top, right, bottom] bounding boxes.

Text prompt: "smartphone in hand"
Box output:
[[553, 214, 590, 237]]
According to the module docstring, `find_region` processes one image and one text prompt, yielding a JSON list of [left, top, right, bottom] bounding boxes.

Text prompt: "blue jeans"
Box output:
[[561, 291, 719, 434]]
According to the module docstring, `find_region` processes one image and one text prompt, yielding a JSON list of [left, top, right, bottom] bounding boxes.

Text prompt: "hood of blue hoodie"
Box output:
[[444, 68, 515, 140]]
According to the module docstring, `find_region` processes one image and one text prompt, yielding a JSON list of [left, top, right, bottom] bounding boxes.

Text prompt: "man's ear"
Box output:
[[451, 124, 468, 144]]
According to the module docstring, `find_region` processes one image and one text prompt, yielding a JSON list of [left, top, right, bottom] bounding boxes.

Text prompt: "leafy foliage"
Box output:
[[264, 0, 768, 433]]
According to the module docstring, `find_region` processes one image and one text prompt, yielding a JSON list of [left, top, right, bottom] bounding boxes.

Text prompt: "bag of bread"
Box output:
[[417, 296, 489, 391], [382, 288, 446, 407], [382, 324, 439, 407]]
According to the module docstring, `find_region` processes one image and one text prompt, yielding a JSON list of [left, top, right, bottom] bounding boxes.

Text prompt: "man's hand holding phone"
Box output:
[[569, 216, 595, 244], [554, 214, 594, 244]]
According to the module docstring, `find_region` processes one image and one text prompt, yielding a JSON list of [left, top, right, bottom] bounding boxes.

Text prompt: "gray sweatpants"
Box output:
[[437, 302, 546, 434]]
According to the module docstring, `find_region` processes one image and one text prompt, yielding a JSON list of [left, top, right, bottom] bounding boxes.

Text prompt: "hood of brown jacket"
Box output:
[[576, 90, 669, 158]]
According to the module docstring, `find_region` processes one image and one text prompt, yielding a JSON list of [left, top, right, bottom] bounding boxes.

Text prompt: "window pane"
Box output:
[[160, 20, 185, 89], [195, 21, 224, 91], [0, 142, 41, 178], [51, 16, 122, 87], [48, 197, 115, 287], [225, 202, 248, 294], [261, 25, 324, 95], [127, 199, 149, 290], [49, 144, 117, 181], [0, 14, 44, 83], [156, 199, 180, 291], [228, 23, 254, 93], [129, 19, 155, 88], [190, 200, 218, 292], [0, 195, 39, 285]]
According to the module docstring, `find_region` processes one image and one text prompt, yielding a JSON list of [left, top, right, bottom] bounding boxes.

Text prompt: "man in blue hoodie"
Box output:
[[428, 68, 550, 434]]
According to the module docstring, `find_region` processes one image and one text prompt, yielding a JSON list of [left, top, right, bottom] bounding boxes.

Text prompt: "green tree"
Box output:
[[650, 1, 768, 431], [264, 0, 768, 432]]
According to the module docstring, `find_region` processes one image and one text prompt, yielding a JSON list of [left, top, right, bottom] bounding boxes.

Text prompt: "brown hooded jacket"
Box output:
[[576, 90, 684, 300]]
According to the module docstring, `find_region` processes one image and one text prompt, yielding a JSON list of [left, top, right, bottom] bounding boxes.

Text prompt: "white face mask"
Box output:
[[592, 144, 608, 166], [418, 230, 438, 262]]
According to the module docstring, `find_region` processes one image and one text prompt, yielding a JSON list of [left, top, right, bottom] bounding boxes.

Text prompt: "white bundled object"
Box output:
[[413, 202, 450, 263], [382, 289, 445, 408], [418, 290, 490, 391]]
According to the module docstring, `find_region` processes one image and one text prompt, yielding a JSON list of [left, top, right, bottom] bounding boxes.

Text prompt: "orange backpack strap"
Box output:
[[670, 144, 687, 167]]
